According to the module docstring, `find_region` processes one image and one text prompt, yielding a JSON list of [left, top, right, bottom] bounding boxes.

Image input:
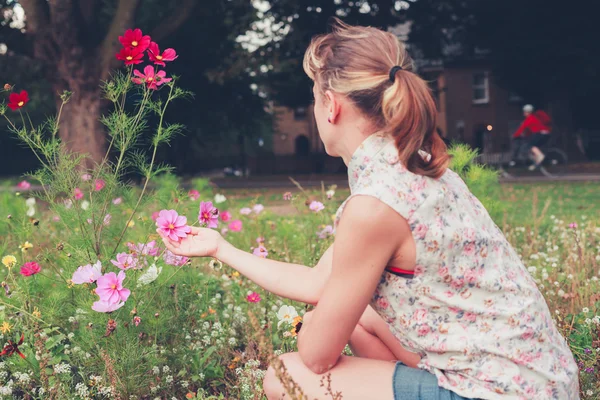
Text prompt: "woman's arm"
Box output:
[[160, 227, 333, 304], [297, 196, 409, 374], [217, 242, 333, 304]]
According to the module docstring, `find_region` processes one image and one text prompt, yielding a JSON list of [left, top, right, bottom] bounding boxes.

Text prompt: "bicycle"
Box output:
[[500, 140, 568, 178]]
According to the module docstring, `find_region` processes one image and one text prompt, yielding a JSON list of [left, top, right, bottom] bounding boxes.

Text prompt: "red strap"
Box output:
[[386, 266, 415, 275]]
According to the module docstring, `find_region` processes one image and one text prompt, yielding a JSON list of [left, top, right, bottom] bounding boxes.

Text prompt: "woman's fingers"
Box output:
[[189, 226, 202, 235]]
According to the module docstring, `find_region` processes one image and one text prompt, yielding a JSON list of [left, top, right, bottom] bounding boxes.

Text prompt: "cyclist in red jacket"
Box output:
[[511, 104, 551, 169]]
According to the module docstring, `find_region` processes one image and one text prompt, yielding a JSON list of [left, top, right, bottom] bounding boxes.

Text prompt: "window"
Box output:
[[472, 72, 489, 104], [294, 107, 307, 120]]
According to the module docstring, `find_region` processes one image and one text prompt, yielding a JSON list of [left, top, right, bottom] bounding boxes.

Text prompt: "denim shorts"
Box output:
[[393, 363, 474, 400]]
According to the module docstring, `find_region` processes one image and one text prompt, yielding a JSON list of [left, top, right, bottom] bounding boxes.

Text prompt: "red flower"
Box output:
[[20, 261, 41, 277], [148, 42, 178, 66], [115, 47, 144, 65], [0, 333, 25, 359], [132, 65, 172, 90], [119, 28, 151, 52], [7, 90, 29, 111]]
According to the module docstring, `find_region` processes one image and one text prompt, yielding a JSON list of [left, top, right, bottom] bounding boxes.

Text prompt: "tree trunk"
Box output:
[[54, 84, 107, 166]]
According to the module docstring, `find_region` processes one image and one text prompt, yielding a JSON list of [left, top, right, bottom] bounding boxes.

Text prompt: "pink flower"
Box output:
[[133, 316, 141, 326], [309, 201, 324, 212], [103, 214, 111, 226], [221, 227, 228, 236], [376, 297, 390, 310], [74, 188, 84, 200], [521, 328, 535, 340], [115, 46, 144, 65], [413, 309, 428, 323], [94, 179, 106, 191], [119, 28, 151, 51], [252, 245, 268, 258], [256, 237, 265, 244], [132, 65, 172, 90], [317, 225, 334, 239], [417, 325, 431, 336], [20, 261, 41, 276], [463, 242, 476, 256], [52, 215, 60, 222], [198, 201, 219, 228], [283, 192, 292, 201], [151, 211, 160, 221], [81, 173, 92, 181], [464, 312, 477, 322], [253, 204, 264, 214], [111, 253, 140, 270], [414, 224, 428, 239], [163, 250, 188, 266], [246, 292, 261, 303], [569, 223, 578, 229], [451, 278, 465, 289], [71, 261, 102, 284], [188, 189, 200, 201], [16, 180, 31, 190], [240, 207, 252, 215], [92, 300, 125, 313], [112, 197, 122, 205], [220, 211, 232, 222], [127, 241, 159, 257], [95, 271, 130, 304], [228, 220, 243, 232], [156, 209, 191, 241], [148, 41, 178, 66]]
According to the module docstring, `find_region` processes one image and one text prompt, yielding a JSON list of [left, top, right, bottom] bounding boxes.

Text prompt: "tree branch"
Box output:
[[19, 0, 55, 62], [19, 0, 50, 33], [48, 0, 80, 49], [150, 0, 197, 42], [78, 0, 101, 28], [99, 0, 141, 79]]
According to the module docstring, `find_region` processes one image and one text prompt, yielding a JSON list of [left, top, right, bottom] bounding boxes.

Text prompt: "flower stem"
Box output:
[[110, 84, 175, 256]]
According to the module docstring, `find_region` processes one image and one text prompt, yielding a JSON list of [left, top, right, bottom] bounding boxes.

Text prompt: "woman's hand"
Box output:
[[158, 226, 227, 259]]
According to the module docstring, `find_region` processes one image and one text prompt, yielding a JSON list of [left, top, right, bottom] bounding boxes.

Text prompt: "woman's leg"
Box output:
[[263, 353, 396, 400], [351, 306, 421, 367]]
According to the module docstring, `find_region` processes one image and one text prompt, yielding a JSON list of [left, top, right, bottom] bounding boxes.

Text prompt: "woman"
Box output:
[[161, 20, 579, 400]]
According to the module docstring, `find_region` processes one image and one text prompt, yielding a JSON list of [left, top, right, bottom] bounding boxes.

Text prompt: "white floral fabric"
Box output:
[[335, 134, 579, 400]]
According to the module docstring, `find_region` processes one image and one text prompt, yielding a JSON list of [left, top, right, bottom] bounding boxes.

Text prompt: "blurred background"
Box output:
[[1, 0, 599, 180]]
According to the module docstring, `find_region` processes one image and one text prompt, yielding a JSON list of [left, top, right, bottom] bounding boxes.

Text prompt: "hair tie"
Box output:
[[389, 66, 403, 83]]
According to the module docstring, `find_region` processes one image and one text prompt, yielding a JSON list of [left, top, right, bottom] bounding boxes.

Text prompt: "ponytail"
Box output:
[[382, 69, 450, 179]]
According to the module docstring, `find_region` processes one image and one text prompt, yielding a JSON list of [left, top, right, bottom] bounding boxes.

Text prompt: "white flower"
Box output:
[[53, 363, 71, 374], [253, 204, 264, 214], [81, 200, 90, 210], [137, 264, 162, 287], [25, 197, 36, 217], [276, 305, 298, 328], [326, 189, 335, 199], [214, 194, 227, 204], [587, 390, 594, 396], [583, 307, 590, 313]]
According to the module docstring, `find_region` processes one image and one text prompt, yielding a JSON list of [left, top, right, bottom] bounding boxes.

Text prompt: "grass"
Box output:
[[0, 177, 598, 399]]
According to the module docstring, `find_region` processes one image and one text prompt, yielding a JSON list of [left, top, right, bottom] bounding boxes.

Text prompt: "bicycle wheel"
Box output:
[[540, 148, 568, 177]]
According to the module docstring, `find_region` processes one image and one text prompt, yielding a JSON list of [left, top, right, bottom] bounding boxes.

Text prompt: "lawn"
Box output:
[[0, 176, 598, 399]]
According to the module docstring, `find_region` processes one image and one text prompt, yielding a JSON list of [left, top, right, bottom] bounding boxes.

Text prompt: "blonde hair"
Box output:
[[303, 19, 449, 179]]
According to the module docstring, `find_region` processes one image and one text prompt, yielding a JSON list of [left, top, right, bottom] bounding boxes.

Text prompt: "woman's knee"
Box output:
[[263, 353, 302, 399]]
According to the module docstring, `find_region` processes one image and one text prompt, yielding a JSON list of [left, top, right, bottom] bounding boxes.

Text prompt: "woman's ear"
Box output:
[[324, 90, 341, 124]]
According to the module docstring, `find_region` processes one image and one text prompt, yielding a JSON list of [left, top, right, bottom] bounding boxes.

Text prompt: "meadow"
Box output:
[[0, 176, 598, 399]]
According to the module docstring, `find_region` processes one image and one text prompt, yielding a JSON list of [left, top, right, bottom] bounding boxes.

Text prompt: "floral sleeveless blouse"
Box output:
[[335, 134, 579, 400]]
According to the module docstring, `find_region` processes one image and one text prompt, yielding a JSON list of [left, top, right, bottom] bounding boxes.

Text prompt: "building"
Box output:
[[257, 105, 344, 174], [269, 60, 525, 173], [423, 60, 524, 154]]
